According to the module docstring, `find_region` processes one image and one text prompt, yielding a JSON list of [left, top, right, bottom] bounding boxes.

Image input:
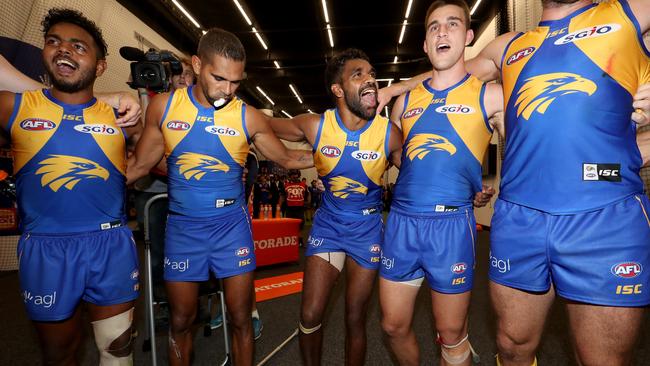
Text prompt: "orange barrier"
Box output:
[[254, 272, 303, 302], [253, 218, 302, 267]]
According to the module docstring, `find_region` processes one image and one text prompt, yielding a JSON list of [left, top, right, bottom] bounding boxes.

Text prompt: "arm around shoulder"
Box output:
[[126, 93, 168, 183]]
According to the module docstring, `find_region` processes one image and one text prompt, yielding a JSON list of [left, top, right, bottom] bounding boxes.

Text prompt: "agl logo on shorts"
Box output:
[[611, 262, 642, 278]]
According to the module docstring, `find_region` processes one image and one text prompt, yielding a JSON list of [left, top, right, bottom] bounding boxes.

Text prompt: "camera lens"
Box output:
[[137, 64, 160, 83]]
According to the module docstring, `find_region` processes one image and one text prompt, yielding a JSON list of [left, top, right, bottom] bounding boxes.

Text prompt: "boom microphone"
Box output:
[[119, 46, 145, 62]]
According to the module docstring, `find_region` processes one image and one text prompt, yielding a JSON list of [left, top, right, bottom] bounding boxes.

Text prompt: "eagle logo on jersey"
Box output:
[[176, 152, 230, 180], [35, 155, 109, 192], [515, 73, 597, 120], [329, 176, 368, 199], [405, 134, 456, 161]]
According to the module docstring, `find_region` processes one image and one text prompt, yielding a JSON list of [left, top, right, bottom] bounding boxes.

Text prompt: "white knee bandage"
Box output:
[[314, 252, 346, 271], [439, 333, 480, 365], [299, 322, 322, 334], [91, 308, 135, 366]]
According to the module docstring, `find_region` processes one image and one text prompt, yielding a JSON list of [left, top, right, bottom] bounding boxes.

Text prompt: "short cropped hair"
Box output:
[[324, 48, 370, 98], [425, 0, 471, 29], [197, 28, 246, 63], [41, 8, 108, 59]]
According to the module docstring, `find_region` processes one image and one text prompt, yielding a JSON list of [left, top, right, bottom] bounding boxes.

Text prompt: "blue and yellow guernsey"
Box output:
[[161, 86, 250, 217], [7, 89, 127, 233], [500, 0, 650, 213], [392, 75, 492, 213], [313, 109, 391, 218]]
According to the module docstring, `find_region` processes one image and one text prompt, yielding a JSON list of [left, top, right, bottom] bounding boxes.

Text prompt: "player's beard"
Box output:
[[44, 64, 96, 94], [541, 0, 581, 6], [344, 85, 377, 121]]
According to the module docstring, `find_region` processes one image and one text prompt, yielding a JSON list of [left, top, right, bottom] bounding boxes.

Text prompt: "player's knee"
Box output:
[[91, 308, 135, 366], [437, 327, 467, 347], [300, 305, 325, 327], [345, 307, 367, 328], [169, 310, 195, 333], [381, 316, 410, 339], [228, 308, 252, 331], [495, 332, 536, 362]]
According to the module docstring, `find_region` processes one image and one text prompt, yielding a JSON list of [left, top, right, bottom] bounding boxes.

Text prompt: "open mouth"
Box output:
[[436, 43, 451, 53], [359, 86, 378, 107], [54, 57, 78, 75]]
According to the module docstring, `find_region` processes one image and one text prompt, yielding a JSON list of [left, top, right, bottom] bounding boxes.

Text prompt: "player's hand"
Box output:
[[115, 92, 142, 127], [473, 185, 495, 208], [632, 83, 650, 126], [377, 86, 395, 113]]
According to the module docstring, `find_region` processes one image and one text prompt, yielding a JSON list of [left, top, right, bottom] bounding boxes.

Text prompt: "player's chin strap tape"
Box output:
[[299, 322, 322, 334], [496, 354, 537, 366], [437, 333, 480, 364], [91, 308, 135, 366]]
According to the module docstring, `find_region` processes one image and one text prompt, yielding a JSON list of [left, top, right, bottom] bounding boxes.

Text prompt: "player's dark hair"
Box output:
[[325, 48, 371, 99], [41, 8, 108, 59]]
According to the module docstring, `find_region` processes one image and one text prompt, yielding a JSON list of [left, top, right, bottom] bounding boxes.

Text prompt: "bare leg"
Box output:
[[490, 281, 555, 366], [299, 255, 340, 366], [379, 277, 421, 366], [567, 302, 644, 366], [224, 272, 254, 366], [166, 281, 199, 366], [33, 307, 83, 366], [431, 291, 471, 366], [344, 258, 377, 365]]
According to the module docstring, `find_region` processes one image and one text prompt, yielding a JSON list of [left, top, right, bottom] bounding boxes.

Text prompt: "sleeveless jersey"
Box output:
[[393, 74, 492, 213], [500, 0, 650, 213], [8, 89, 127, 233], [313, 109, 391, 217], [161, 86, 250, 217]]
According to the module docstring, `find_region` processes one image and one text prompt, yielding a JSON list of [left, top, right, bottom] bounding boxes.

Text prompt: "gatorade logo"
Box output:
[[167, 121, 190, 130], [20, 119, 56, 130], [554, 24, 621, 45]]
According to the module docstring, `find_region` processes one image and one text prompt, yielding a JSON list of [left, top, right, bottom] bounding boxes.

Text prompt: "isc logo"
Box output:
[[205, 125, 240, 136], [239, 258, 252, 267], [321, 145, 341, 158], [196, 116, 213, 122], [452, 277, 466, 285], [167, 121, 190, 130], [236, 247, 250, 257], [435, 104, 475, 114], [506, 47, 535, 65], [611, 262, 643, 278], [403, 108, 423, 119], [451, 263, 467, 274], [352, 150, 381, 161], [554, 24, 621, 45], [20, 119, 56, 130], [616, 284, 642, 295], [369, 244, 381, 254], [73, 124, 118, 135], [62, 114, 82, 121]]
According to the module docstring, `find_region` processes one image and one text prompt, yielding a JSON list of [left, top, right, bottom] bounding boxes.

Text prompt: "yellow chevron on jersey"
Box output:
[[177, 152, 230, 180], [35, 154, 109, 192], [515, 72, 597, 120], [313, 109, 390, 186], [403, 75, 491, 163], [161, 89, 249, 166], [84, 102, 126, 174], [406, 133, 457, 160], [330, 176, 368, 198]]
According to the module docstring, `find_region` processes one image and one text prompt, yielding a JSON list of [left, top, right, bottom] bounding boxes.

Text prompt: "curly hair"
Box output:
[[198, 28, 246, 63], [324, 48, 371, 98], [41, 8, 108, 59]]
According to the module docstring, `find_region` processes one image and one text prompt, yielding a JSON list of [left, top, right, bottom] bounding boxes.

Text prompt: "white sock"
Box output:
[[251, 309, 259, 319]]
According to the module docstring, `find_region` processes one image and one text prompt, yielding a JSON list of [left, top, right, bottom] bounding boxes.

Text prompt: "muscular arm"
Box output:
[[484, 83, 505, 139], [638, 129, 650, 167], [388, 121, 403, 168], [246, 106, 313, 170], [268, 112, 320, 143], [126, 93, 168, 184], [628, 0, 650, 34]]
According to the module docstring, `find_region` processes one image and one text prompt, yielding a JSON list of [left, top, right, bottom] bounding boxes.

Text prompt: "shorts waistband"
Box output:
[[390, 205, 472, 218], [168, 205, 248, 222], [25, 223, 129, 238]]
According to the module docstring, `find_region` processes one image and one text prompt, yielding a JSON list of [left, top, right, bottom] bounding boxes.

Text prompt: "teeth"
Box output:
[[56, 59, 76, 68], [361, 89, 376, 96]]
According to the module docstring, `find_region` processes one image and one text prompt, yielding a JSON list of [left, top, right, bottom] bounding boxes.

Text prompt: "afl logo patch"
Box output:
[[167, 121, 190, 130], [403, 108, 423, 119], [369, 244, 381, 254], [554, 24, 621, 45], [451, 263, 467, 274], [20, 119, 56, 130], [320, 145, 341, 158], [73, 124, 119, 135], [506, 47, 535, 65], [236, 247, 250, 257], [611, 262, 643, 278]]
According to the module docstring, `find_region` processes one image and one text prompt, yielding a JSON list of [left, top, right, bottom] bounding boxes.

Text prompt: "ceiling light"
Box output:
[[470, 0, 483, 16], [274, 61, 281, 69], [399, 77, 411, 81], [202, 30, 207, 35], [321, 0, 330, 23], [281, 110, 293, 118], [307, 109, 315, 114], [398, 19, 408, 44], [256, 86, 275, 105], [289, 84, 303, 104], [172, 0, 201, 28], [233, 0, 253, 26], [393, 56, 398, 64], [384, 106, 389, 118], [327, 24, 334, 48], [252, 27, 268, 50], [405, 0, 413, 19]]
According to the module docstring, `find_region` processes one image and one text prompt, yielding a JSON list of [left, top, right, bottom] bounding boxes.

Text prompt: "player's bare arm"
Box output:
[[629, 0, 650, 33], [388, 121, 403, 168], [246, 105, 313, 170], [268, 112, 320, 144], [0, 91, 16, 133], [126, 92, 168, 184], [485, 82, 505, 139], [638, 129, 650, 167]]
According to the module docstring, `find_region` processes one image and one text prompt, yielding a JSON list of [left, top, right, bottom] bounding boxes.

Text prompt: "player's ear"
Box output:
[[331, 83, 343, 99], [95, 59, 107, 77], [192, 55, 201, 76], [465, 29, 474, 46]]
